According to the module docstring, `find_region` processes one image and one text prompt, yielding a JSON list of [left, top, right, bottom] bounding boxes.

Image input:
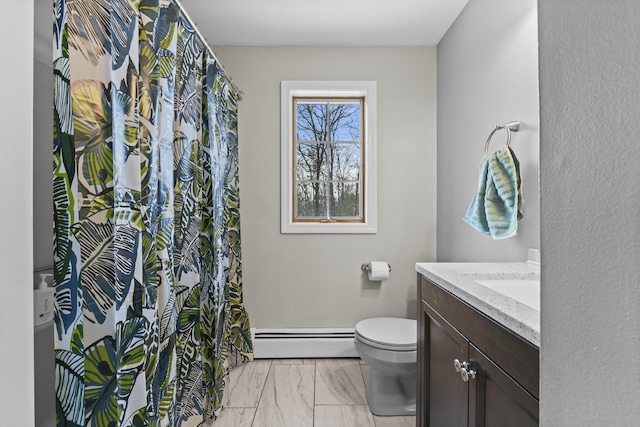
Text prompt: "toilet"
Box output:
[[354, 317, 417, 416]]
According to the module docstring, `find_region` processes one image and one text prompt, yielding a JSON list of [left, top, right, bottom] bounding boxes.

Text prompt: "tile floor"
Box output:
[[212, 358, 415, 427]]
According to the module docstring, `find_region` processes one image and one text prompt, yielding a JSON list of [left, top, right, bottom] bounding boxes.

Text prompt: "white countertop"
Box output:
[[416, 262, 540, 347]]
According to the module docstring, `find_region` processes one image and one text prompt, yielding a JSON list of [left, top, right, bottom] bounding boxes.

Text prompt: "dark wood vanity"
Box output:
[[417, 274, 539, 426]]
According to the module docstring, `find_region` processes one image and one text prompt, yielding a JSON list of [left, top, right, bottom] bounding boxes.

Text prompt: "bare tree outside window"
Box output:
[[294, 98, 363, 221]]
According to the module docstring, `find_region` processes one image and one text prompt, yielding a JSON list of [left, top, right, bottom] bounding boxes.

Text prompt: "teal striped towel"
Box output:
[[464, 146, 523, 239]]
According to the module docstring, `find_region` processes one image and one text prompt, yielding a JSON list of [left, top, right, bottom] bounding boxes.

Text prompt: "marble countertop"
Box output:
[[416, 262, 540, 347]]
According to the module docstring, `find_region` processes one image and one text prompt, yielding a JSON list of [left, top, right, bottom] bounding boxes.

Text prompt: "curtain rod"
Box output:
[[175, 0, 244, 100]]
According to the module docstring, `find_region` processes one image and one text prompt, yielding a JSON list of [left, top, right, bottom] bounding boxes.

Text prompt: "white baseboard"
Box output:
[[252, 328, 358, 359]]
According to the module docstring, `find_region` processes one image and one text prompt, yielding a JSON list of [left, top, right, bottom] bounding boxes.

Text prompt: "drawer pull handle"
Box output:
[[453, 359, 469, 372], [454, 359, 476, 382], [460, 366, 476, 382]]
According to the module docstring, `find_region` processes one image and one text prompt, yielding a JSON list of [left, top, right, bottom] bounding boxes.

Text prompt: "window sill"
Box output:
[[281, 221, 377, 234]]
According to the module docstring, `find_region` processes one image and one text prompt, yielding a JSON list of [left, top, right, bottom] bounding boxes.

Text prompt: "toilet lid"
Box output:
[[355, 317, 417, 351]]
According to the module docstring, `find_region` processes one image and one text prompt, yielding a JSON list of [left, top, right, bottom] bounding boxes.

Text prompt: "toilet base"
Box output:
[[365, 369, 416, 416]]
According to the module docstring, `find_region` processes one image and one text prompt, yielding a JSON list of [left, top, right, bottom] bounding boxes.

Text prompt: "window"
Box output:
[[281, 81, 377, 234], [294, 98, 363, 221]]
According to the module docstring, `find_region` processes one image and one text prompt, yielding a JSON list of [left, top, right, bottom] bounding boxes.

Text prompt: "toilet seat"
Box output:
[[355, 318, 417, 351]]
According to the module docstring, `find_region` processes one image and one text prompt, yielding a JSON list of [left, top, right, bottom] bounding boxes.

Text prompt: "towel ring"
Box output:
[[484, 121, 520, 154]]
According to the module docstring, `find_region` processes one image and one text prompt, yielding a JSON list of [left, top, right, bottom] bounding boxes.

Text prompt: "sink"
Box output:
[[474, 279, 540, 310]]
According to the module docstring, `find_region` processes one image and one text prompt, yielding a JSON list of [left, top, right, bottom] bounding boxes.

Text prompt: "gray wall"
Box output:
[[34, 61, 54, 270], [0, 0, 35, 424], [538, 1, 640, 425], [213, 47, 437, 328], [33, 0, 54, 271], [436, 0, 540, 262]]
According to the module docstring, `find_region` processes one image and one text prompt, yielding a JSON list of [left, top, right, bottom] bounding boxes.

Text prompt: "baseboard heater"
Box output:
[[252, 328, 358, 359]]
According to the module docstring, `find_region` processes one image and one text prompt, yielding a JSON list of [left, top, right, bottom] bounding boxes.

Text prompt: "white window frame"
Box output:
[[281, 81, 377, 234]]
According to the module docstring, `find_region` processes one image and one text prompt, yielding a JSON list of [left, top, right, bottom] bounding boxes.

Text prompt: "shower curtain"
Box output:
[[52, 0, 252, 425]]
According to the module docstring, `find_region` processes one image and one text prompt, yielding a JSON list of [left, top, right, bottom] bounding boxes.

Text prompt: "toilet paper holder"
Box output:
[[361, 262, 392, 272]]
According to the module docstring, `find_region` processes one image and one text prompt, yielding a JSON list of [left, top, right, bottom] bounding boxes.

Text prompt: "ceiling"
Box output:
[[179, 0, 469, 47]]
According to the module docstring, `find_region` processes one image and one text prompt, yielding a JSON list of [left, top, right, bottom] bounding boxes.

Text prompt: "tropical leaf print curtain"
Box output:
[[52, 0, 252, 425]]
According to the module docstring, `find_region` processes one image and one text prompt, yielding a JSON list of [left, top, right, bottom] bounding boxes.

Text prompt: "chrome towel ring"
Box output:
[[484, 121, 520, 154]]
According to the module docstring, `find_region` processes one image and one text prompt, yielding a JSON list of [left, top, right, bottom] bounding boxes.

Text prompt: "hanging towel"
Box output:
[[464, 146, 523, 239]]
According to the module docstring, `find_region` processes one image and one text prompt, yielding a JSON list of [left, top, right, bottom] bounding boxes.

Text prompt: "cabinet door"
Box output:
[[469, 344, 538, 427], [423, 301, 469, 427]]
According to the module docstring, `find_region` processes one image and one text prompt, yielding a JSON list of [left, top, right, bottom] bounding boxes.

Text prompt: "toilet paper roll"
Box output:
[[368, 261, 390, 281]]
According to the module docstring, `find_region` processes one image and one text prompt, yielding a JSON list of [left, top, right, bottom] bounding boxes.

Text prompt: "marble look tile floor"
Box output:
[[213, 358, 415, 427]]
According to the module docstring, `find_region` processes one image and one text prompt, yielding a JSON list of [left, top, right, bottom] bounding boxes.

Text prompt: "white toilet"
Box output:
[[354, 317, 417, 416]]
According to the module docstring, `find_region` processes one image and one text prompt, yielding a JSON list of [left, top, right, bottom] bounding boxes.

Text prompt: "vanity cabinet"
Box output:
[[417, 275, 539, 427]]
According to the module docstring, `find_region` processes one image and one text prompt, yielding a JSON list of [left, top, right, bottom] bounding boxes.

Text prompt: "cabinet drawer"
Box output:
[[420, 276, 539, 400]]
